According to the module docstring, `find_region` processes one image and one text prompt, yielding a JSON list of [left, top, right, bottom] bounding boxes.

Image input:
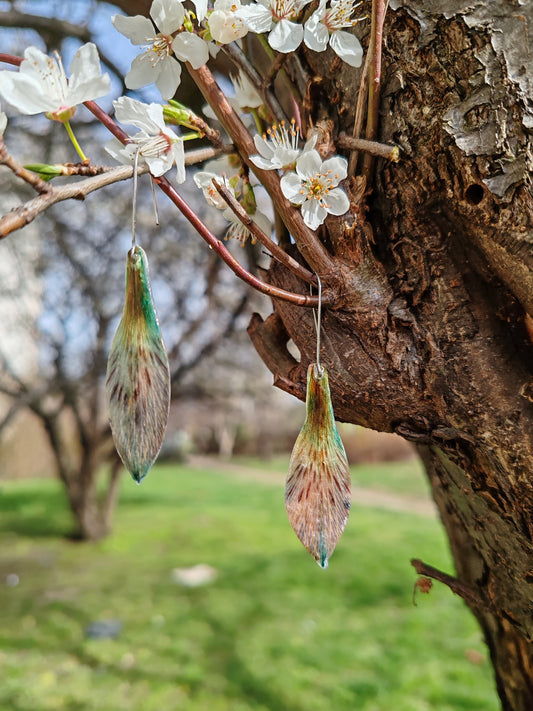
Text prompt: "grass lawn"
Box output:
[[0, 460, 499, 711]]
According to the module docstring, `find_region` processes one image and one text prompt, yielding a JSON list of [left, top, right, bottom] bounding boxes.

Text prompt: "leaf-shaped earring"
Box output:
[[285, 277, 351, 568], [106, 149, 170, 483]]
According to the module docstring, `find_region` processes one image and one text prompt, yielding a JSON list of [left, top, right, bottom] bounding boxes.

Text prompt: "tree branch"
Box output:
[[0, 54, 330, 307], [362, 0, 388, 180], [411, 558, 495, 612], [0, 139, 52, 194], [212, 178, 319, 286], [0, 165, 149, 239], [84, 98, 331, 307], [338, 133, 399, 162], [186, 63, 337, 275]]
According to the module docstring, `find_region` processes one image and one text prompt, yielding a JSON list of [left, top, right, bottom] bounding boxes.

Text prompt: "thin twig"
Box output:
[[362, 0, 388, 181], [187, 62, 336, 275], [153, 174, 327, 307], [411, 559, 494, 612], [0, 140, 51, 193], [348, 48, 371, 176], [185, 145, 233, 165], [0, 165, 149, 239], [212, 178, 318, 286], [338, 133, 399, 161]]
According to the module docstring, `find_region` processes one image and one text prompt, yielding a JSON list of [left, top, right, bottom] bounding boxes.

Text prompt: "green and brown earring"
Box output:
[[285, 276, 351, 567], [106, 149, 170, 483]]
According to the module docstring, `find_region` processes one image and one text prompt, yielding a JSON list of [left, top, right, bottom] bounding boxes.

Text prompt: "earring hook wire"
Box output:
[[311, 275, 323, 374], [131, 145, 141, 249]]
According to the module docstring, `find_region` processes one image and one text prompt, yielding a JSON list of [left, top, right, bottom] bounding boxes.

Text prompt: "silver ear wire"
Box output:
[[311, 275, 323, 374], [131, 145, 141, 249]]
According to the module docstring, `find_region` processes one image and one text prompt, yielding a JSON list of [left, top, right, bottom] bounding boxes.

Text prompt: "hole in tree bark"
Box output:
[[465, 184, 484, 205]]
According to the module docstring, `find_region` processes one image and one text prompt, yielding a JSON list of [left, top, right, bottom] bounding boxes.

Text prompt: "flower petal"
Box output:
[[112, 14, 155, 44], [154, 56, 182, 98], [236, 4, 273, 33], [0, 71, 54, 114], [321, 154, 348, 183], [301, 199, 328, 229], [304, 15, 329, 52], [296, 149, 322, 180], [253, 134, 274, 159], [250, 154, 277, 170], [0, 47, 65, 114], [125, 54, 157, 90], [329, 30, 363, 67], [280, 172, 306, 204], [67, 42, 110, 106], [171, 139, 186, 183], [172, 33, 209, 69], [150, 0, 185, 33], [324, 187, 350, 215], [194, 0, 209, 21], [105, 137, 137, 166], [268, 20, 303, 52], [114, 96, 164, 133]]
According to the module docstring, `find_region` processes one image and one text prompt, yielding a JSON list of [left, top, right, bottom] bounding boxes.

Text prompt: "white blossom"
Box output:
[[194, 171, 233, 209], [106, 96, 185, 182], [304, 0, 363, 67], [0, 43, 109, 121], [208, 0, 249, 44], [250, 120, 317, 170], [237, 0, 310, 52], [112, 0, 208, 100], [280, 149, 349, 229], [223, 207, 271, 245]]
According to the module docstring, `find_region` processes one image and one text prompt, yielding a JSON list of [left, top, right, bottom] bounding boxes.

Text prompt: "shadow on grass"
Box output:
[[0, 488, 71, 538]]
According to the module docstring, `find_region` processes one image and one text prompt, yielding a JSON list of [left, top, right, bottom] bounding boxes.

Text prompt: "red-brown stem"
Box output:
[[0, 53, 329, 307], [186, 63, 336, 276], [212, 179, 318, 286], [83, 102, 324, 306], [154, 176, 323, 306], [362, 0, 387, 180], [0, 53, 22, 67]]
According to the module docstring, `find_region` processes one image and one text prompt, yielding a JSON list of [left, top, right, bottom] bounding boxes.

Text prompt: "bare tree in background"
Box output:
[[0, 139, 251, 539]]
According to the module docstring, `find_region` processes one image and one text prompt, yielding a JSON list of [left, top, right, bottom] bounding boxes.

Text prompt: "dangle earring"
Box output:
[[106, 149, 170, 483], [285, 276, 351, 568]]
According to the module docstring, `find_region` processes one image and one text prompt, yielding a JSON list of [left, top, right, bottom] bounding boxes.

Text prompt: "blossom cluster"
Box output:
[[249, 121, 349, 229], [113, 0, 365, 99], [0, 0, 358, 230]]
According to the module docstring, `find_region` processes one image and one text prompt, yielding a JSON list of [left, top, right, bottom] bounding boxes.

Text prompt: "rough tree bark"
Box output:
[[248, 2, 533, 709]]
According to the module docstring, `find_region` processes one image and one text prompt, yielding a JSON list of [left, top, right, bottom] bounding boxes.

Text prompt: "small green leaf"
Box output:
[[285, 364, 351, 568], [24, 163, 63, 181], [106, 246, 170, 483]]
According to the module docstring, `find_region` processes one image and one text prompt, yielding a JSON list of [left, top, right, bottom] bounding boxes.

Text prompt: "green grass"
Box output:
[[0, 462, 498, 711]]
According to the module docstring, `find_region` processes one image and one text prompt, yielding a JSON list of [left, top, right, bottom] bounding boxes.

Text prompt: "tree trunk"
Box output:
[[40, 412, 117, 541], [249, 2, 533, 708]]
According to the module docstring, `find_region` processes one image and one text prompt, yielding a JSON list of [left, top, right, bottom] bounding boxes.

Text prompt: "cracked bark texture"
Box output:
[[248, 2, 533, 709]]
